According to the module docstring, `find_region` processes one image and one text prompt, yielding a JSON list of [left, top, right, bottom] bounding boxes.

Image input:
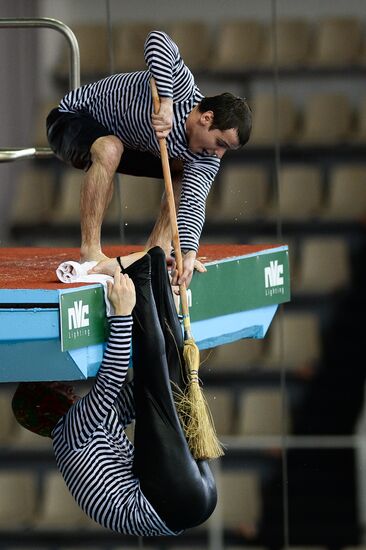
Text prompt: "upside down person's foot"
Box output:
[[80, 247, 109, 264], [88, 250, 147, 277]]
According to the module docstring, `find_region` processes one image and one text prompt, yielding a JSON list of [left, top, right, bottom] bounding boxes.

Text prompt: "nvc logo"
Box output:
[[264, 260, 284, 288], [68, 300, 90, 330]]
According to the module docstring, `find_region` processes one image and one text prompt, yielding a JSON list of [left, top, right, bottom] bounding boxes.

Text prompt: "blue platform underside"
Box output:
[[0, 306, 277, 382], [0, 309, 59, 341], [0, 340, 88, 383], [191, 305, 277, 350]]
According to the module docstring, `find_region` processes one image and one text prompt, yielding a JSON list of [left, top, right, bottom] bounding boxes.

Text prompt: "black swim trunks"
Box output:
[[46, 107, 166, 178]]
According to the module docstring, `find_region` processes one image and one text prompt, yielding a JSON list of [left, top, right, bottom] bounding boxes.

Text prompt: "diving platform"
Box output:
[[0, 244, 290, 383]]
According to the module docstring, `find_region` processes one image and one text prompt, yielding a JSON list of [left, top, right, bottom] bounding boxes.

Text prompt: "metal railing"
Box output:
[[0, 17, 80, 162]]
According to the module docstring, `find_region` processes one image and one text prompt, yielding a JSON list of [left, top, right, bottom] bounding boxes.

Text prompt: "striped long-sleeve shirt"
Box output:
[[52, 316, 178, 536], [58, 30, 220, 252]]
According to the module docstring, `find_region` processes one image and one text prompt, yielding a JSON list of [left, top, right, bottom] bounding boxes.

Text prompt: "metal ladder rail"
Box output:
[[0, 17, 80, 162]]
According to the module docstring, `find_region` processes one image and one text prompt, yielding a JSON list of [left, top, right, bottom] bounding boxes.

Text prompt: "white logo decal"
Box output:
[[264, 260, 284, 288], [68, 300, 90, 330]]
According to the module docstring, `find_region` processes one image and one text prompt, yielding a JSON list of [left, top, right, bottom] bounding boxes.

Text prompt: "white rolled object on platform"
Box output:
[[56, 260, 114, 315]]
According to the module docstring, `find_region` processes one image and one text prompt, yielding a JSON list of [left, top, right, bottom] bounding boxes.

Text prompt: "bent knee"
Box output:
[[90, 135, 124, 172], [164, 481, 217, 531]]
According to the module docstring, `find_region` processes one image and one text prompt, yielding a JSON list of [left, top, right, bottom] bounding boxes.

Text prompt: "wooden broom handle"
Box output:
[[150, 78, 191, 322]]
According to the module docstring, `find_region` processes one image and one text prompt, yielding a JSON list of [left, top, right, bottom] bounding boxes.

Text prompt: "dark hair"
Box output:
[[198, 93, 252, 147], [12, 382, 73, 438]]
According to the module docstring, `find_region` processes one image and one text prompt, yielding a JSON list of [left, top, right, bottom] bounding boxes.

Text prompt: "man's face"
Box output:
[[188, 110, 240, 158]]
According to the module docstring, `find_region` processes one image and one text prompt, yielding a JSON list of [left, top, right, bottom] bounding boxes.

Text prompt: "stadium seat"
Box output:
[[215, 165, 269, 221], [51, 170, 83, 225], [167, 547, 207, 550], [33, 98, 61, 147], [353, 97, 366, 143], [212, 20, 265, 70], [261, 311, 321, 372], [248, 94, 299, 146], [294, 236, 351, 294], [204, 388, 235, 436], [10, 168, 55, 225], [218, 469, 262, 534], [0, 471, 37, 529], [105, 175, 163, 224], [169, 21, 212, 71], [55, 24, 109, 79], [237, 388, 291, 435], [361, 36, 366, 65], [323, 165, 366, 221], [114, 22, 154, 72], [205, 338, 265, 372], [300, 93, 353, 145], [312, 17, 363, 66], [268, 164, 323, 221], [261, 18, 312, 68], [10, 423, 53, 450], [52, 172, 161, 231], [34, 471, 95, 530]]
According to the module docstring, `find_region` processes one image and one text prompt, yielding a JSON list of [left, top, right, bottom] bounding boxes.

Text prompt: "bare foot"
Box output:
[[80, 248, 109, 264], [88, 257, 119, 277], [88, 250, 147, 277]]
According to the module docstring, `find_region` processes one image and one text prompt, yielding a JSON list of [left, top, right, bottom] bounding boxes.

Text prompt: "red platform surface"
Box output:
[[0, 244, 280, 290]]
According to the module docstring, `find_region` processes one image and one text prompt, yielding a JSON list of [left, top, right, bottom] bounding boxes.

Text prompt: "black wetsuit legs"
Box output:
[[123, 249, 217, 531]]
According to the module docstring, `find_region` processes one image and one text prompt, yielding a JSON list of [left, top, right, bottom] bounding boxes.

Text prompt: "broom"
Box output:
[[150, 77, 224, 460]]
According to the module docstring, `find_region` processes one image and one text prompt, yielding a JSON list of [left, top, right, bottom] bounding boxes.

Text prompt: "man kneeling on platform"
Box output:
[[12, 247, 217, 536]]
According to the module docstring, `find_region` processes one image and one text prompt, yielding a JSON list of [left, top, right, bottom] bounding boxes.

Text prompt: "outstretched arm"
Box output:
[[144, 168, 208, 288], [61, 270, 136, 448], [168, 157, 220, 287]]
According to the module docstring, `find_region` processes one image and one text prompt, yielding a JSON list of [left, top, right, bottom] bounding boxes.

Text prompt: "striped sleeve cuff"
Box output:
[[108, 315, 133, 330]]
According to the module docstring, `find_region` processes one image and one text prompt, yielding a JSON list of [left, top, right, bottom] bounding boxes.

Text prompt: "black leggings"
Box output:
[[123, 247, 217, 532]]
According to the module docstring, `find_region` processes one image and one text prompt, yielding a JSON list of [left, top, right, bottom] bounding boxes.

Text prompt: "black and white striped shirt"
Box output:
[[58, 30, 220, 252], [52, 316, 178, 536]]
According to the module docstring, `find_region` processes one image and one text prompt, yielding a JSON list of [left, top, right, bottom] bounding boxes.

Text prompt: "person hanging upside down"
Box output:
[[46, 30, 252, 288], [12, 247, 217, 536]]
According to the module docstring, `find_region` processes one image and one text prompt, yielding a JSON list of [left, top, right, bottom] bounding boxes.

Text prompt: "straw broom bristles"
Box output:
[[176, 285, 224, 460], [168, 325, 225, 461], [172, 277, 225, 460], [180, 337, 224, 460]]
